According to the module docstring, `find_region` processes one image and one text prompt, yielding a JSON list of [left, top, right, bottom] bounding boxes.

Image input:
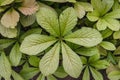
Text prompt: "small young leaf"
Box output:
[[40, 43, 60, 76], [0, 52, 12, 80], [65, 27, 102, 47], [96, 19, 107, 30], [113, 31, 120, 39], [59, 7, 77, 36], [9, 42, 22, 66], [100, 41, 116, 51], [108, 71, 120, 80], [20, 14, 36, 27], [62, 42, 82, 78], [90, 67, 103, 80], [1, 8, 20, 28], [0, 23, 17, 38], [82, 67, 90, 80], [18, 0, 39, 15], [20, 34, 57, 55], [89, 53, 100, 63], [29, 56, 40, 67], [101, 28, 113, 39], [36, 7, 60, 36], [47, 75, 57, 80]]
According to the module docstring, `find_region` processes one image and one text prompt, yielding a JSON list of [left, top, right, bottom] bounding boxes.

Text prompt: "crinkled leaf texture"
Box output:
[[65, 27, 102, 47], [62, 42, 82, 78], [20, 34, 57, 55], [1, 8, 19, 28], [40, 43, 60, 76]]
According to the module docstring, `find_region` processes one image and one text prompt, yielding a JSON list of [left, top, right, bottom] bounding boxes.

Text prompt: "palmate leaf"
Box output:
[[0, 52, 12, 80], [36, 7, 60, 36], [9, 42, 22, 66], [0, 23, 17, 38], [59, 7, 77, 36], [18, 0, 39, 15], [65, 27, 102, 47], [0, 0, 14, 6], [62, 42, 82, 78], [20, 34, 57, 55], [1, 8, 20, 28], [40, 43, 60, 76]]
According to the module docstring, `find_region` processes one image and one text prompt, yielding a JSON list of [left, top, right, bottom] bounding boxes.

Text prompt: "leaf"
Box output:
[[89, 53, 100, 63], [20, 14, 36, 27], [0, 52, 12, 80], [40, 43, 60, 76], [1, 8, 19, 28], [18, 0, 39, 15], [20, 34, 57, 55], [36, 74, 45, 80], [90, 60, 110, 69], [113, 31, 120, 39], [9, 42, 22, 66], [114, 46, 120, 55], [90, 67, 103, 80], [96, 19, 107, 30], [101, 28, 113, 39], [47, 75, 57, 80], [76, 47, 99, 56], [54, 66, 68, 78], [87, 10, 100, 21], [104, 9, 120, 19], [36, 7, 60, 36], [20, 28, 42, 42], [82, 67, 90, 80], [108, 71, 120, 80], [0, 23, 17, 38], [0, 0, 14, 6], [44, 0, 67, 3], [29, 56, 40, 67], [12, 70, 24, 80], [65, 27, 102, 47], [62, 42, 82, 78], [100, 41, 116, 51], [104, 18, 120, 31], [0, 39, 15, 50], [20, 63, 39, 80], [59, 7, 77, 36]]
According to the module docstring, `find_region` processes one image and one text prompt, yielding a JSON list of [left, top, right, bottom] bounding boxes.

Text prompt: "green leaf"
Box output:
[[104, 9, 120, 19], [113, 31, 120, 39], [89, 53, 100, 63], [90, 60, 109, 69], [12, 70, 24, 80], [90, 67, 103, 80], [82, 67, 90, 80], [9, 42, 22, 66], [40, 43, 60, 76], [44, 0, 67, 3], [0, 52, 12, 80], [36, 74, 45, 80], [65, 27, 102, 47], [0, 39, 15, 50], [20, 14, 36, 27], [54, 66, 68, 78], [0, 0, 14, 6], [108, 71, 120, 80], [0, 23, 17, 38], [87, 10, 100, 21], [96, 19, 107, 30], [114, 46, 120, 55], [20, 28, 42, 42], [20, 63, 39, 80], [100, 41, 116, 51], [29, 56, 40, 67], [59, 7, 77, 36], [101, 28, 113, 39], [47, 75, 57, 80], [36, 7, 60, 36], [20, 34, 57, 55], [62, 42, 82, 78], [103, 18, 120, 31], [76, 47, 99, 56]]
